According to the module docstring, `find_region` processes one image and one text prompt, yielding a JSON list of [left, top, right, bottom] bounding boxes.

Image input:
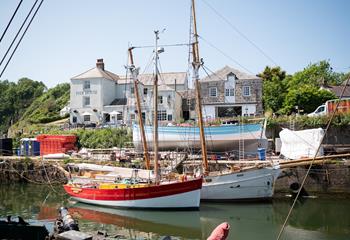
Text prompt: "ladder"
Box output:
[[289, 117, 295, 131], [238, 118, 245, 160]]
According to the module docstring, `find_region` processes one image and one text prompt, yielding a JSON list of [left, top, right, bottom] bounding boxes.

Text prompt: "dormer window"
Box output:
[[227, 73, 237, 82], [83, 80, 90, 90]]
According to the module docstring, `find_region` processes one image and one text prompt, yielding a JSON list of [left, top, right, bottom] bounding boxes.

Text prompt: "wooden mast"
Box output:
[[153, 30, 160, 184], [192, 0, 209, 173], [128, 47, 151, 170]]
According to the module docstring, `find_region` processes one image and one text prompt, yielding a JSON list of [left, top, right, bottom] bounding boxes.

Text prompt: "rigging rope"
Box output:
[[0, 0, 44, 78], [0, 0, 23, 43], [198, 35, 254, 74], [0, 0, 39, 67], [201, 0, 279, 66], [276, 76, 350, 240]]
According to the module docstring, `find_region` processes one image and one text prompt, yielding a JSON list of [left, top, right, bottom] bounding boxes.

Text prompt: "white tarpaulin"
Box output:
[[279, 128, 324, 160]]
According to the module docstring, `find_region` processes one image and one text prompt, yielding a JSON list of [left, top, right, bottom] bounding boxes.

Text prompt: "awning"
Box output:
[[82, 111, 92, 116], [110, 111, 121, 115]]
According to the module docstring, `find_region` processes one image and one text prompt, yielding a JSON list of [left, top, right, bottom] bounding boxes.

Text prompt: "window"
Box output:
[[72, 116, 77, 123], [143, 88, 148, 95], [83, 115, 90, 122], [83, 81, 90, 90], [167, 95, 171, 104], [316, 106, 325, 113], [167, 114, 173, 121], [209, 87, 217, 97], [130, 86, 135, 95], [243, 86, 251, 96], [130, 114, 135, 120], [117, 113, 123, 120], [141, 112, 146, 121], [83, 96, 90, 106], [157, 110, 167, 121], [225, 88, 234, 96], [158, 96, 163, 104], [187, 99, 191, 106]]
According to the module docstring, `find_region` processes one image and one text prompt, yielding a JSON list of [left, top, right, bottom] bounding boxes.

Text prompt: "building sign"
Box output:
[[76, 90, 97, 95]]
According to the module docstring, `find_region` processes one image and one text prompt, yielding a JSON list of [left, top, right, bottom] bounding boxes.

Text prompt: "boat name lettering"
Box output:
[[237, 174, 244, 177]]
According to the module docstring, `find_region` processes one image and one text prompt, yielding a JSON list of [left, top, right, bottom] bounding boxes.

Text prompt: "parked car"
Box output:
[[308, 98, 350, 117]]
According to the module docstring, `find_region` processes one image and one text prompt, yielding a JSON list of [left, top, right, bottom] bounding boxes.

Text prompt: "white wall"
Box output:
[[203, 105, 216, 120], [224, 75, 236, 103], [101, 78, 117, 105], [241, 104, 256, 116]]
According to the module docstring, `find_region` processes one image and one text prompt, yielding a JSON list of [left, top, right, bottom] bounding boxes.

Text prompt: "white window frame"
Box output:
[[83, 80, 90, 90], [83, 96, 90, 106], [243, 86, 251, 96], [83, 115, 90, 122], [209, 87, 217, 97], [225, 88, 234, 96], [157, 110, 167, 121]]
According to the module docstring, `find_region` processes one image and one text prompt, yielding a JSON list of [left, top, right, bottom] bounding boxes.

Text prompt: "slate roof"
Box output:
[[326, 86, 350, 98], [200, 65, 259, 82], [71, 67, 120, 82]]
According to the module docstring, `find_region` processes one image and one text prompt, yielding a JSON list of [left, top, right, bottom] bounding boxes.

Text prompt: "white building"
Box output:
[[69, 59, 187, 126]]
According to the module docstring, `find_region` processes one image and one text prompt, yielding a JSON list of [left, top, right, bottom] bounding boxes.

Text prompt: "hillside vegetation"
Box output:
[[0, 78, 46, 134], [7, 83, 70, 138], [19, 83, 70, 124]]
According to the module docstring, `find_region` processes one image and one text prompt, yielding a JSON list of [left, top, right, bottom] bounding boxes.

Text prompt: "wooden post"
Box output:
[[128, 48, 150, 170], [192, 0, 208, 173]]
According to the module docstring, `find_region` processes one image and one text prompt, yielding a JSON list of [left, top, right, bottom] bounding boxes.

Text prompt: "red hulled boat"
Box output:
[[63, 178, 202, 209]]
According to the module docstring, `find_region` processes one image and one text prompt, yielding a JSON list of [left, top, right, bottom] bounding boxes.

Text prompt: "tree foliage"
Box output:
[[258, 66, 287, 112], [0, 78, 46, 134], [260, 60, 345, 115], [19, 83, 70, 124], [281, 84, 336, 114], [286, 60, 343, 89]]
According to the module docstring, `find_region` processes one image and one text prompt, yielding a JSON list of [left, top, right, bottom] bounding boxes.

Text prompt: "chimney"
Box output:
[[96, 58, 104, 71]]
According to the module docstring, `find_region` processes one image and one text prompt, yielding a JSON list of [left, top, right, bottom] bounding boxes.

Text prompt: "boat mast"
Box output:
[[153, 30, 160, 183], [128, 47, 151, 170], [192, 0, 209, 173]]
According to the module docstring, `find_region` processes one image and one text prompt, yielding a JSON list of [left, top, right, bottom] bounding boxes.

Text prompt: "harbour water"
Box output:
[[1, 183, 349, 240]]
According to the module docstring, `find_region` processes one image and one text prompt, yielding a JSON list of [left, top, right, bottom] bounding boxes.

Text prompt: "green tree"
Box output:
[[281, 84, 336, 114], [0, 78, 46, 134], [258, 66, 287, 112], [286, 60, 343, 89]]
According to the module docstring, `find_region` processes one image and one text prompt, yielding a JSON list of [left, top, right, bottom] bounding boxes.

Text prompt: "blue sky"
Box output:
[[0, 0, 349, 87]]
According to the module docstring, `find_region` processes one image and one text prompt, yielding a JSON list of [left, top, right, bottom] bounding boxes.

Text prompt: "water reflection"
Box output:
[[68, 203, 202, 239], [1, 184, 350, 240]]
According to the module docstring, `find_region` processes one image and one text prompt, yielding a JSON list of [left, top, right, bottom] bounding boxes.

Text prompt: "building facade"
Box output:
[[199, 66, 263, 120], [69, 59, 186, 126], [69, 60, 263, 126]]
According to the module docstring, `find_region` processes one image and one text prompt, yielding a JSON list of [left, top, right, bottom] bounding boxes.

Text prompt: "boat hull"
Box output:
[[64, 178, 202, 209], [201, 167, 281, 201], [133, 124, 267, 153]]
